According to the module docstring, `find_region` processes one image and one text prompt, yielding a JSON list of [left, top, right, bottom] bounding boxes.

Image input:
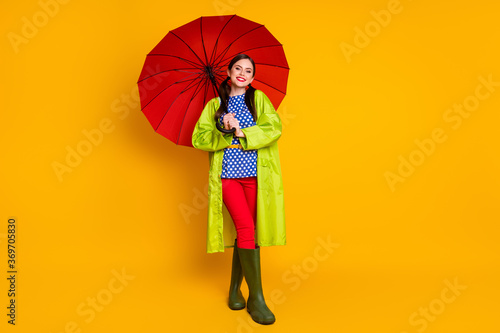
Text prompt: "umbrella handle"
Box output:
[[216, 121, 236, 134]]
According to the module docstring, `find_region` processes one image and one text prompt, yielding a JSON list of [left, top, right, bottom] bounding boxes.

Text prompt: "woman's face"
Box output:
[[227, 59, 254, 89]]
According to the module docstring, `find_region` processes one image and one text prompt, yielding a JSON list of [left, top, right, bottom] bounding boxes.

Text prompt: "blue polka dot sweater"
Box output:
[[219, 93, 258, 178]]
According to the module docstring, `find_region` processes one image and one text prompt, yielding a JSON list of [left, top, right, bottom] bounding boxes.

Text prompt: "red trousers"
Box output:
[[221, 177, 257, 249]]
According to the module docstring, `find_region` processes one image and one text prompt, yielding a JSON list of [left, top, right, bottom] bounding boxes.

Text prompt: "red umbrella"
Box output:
[[137, 15, 289, 147]]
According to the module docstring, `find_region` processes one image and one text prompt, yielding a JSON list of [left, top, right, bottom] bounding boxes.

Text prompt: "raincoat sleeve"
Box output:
[[239, 90, 282, 150], [192, 98, 233, 152]]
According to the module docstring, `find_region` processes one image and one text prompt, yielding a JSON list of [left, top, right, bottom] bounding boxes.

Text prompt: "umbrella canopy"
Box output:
[[137, 15, 289, 147]]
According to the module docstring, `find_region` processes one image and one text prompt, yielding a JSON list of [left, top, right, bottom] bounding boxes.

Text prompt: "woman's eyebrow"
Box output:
[[235, 65, 252, 70]]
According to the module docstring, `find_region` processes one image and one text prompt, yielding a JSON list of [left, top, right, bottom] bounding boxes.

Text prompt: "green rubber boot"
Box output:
[[228, 239, 246, 310], [237, 245, 276, 325]]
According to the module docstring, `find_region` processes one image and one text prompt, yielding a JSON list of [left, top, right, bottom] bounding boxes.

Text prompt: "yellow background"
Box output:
[[2, 0, 499, 332]]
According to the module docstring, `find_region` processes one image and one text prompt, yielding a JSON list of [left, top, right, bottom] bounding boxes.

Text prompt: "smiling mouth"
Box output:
[[236, 77, 246, 82]]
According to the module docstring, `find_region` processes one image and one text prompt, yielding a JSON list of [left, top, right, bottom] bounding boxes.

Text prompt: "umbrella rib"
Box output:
[[170, 31, 206, 67], [209, 15, 236, 66], [213, 72, 225, 82], [200, 17, 209, 65], [138, 68, 200, 83], [153, 70, 207, 130], [252, 78, 287, 95], [141, 71, 204, 111], [202, 78, 211, 118], [212, 25, 265, 65], [175, 77, 209, 144], [206, 75, 219, 107], [224, 44, 283, 57], [254, 63, 290, 70], [211, 73, 222, 95], [147, 54, 202, 69]]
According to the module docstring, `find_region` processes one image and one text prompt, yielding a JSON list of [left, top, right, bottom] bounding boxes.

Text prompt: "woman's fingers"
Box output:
[[223, 114, 232, 129], [223, 113, 237, 129], [228, 118, 239, 129]]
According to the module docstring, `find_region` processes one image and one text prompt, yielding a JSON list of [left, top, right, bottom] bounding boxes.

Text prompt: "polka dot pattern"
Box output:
[[220, 93, 258, 179]]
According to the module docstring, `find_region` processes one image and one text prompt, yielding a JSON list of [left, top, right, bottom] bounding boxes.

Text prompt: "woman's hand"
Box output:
[[228, 116, 246, 137], [223, 113, 236, 130], [234, 128, 245, 137], [223, 113, 245, 137]]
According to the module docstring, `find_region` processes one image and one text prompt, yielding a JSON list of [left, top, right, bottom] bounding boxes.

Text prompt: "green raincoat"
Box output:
[[192, 90, 286, 253]]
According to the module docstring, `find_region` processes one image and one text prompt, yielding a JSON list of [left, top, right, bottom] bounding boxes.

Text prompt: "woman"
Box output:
[[192, 54, 285, 325]]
